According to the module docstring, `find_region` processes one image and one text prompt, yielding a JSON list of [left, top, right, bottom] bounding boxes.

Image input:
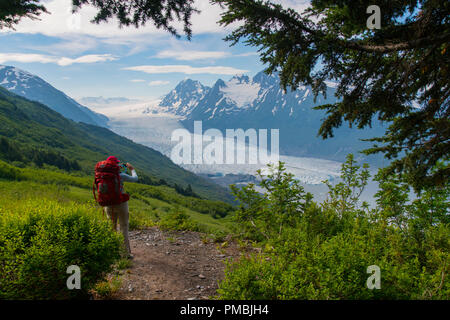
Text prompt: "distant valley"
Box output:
[[0, 64, 385, 204], [0, 65, 233, 202], [77, 71, 388, 204]]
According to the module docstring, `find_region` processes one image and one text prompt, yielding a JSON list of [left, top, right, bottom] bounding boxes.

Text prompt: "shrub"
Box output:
[[0, 199, 122, 299], [218, 156, 449, 300], [229, 162, 311, 242], [158, 209, 200, 232], [91, 275, 122, 299]]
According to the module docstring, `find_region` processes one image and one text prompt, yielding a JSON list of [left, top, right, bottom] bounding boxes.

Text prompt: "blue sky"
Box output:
[[0, 0, 309, 100]]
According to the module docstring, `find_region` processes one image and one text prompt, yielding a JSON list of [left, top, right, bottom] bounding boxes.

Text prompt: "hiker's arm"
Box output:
[[120, 163, 138, 182], [120, 170, 138, 182]]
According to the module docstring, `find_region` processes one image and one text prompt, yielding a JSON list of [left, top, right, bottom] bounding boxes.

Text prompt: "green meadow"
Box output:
[[0, 159, 234, 299]]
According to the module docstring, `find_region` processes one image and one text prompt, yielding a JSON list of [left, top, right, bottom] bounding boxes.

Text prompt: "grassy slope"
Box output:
[[0, 86, 233, 202], [0, 160, 234, 235]]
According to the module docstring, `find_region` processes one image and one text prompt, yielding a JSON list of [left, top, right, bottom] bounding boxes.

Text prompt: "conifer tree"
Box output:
[[212, 0, 449, 191]]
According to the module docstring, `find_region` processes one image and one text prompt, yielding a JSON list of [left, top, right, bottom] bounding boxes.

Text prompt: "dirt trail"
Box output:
[[109, 227, 242, 300]]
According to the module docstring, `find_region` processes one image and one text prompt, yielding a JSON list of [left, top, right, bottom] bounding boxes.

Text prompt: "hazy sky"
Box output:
[[0, 0, 309, 100]]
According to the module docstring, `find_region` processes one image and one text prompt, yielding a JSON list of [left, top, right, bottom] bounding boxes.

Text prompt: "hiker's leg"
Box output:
[[104, 206, 118, 231], [117, 201, 131, 255]]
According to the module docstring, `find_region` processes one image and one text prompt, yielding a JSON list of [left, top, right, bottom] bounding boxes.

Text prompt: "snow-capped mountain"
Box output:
[[149, 70, 386, 162], [0, 65, 108, 127], [157, 79, 210, 116], [186, 72, 330, 122]]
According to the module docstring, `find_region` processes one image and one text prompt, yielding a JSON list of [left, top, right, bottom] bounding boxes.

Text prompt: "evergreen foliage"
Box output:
[[0, 0, 47, 29], [73, 0, 198, 39], [212, 0, 450, 191]]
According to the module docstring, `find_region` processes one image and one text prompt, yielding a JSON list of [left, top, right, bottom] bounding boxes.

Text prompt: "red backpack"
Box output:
[[93, 160, 130, 206]]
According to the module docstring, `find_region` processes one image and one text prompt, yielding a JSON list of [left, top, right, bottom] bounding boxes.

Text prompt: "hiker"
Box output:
[[93, 156, 138, 259]]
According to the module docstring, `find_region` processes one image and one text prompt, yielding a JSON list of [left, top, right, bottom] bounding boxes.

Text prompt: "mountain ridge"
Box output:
[[151, 70, 387, 162], [0, 85, 233, 202], [0, 65, 109, 127]]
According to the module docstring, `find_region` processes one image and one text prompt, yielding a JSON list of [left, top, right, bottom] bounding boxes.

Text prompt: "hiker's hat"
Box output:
[[107, 156, 120, 164]]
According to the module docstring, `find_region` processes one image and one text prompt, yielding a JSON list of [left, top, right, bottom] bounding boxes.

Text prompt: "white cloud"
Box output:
[[0, 53, 55, 64], [189, 0, 239, 34], [155, 50, 229, 61], [57, 54, 117, 66], [234, 52, 259, 57], [148, 80, 170, 86], [26, 36, 99, 56], [130, 79, 146, 83], [154, 50, 261, 61], [0, 52, 117, 66], [273, 0, 311, 13], [123, 65, 249, 75]]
